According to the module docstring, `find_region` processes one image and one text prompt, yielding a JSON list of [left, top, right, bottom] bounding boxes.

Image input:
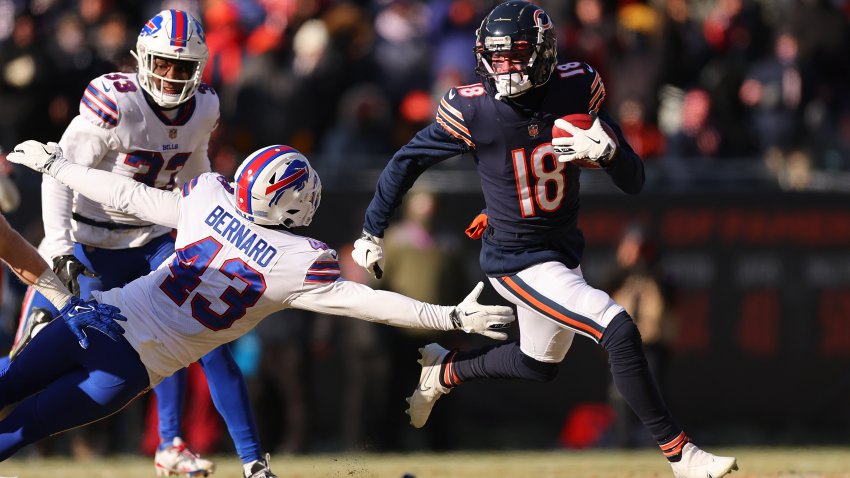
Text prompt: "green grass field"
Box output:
[[4, 448, 850, 478]]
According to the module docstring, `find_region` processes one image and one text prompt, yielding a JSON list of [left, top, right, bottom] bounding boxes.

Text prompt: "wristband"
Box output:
[[33, 269, 74, 310]]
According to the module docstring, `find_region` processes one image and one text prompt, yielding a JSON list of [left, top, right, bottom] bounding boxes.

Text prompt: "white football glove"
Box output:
[[552, 113, 617, 165], [7, 140, 63, 174], [352, 230, 385, 279], [451, 282, 515, 340]]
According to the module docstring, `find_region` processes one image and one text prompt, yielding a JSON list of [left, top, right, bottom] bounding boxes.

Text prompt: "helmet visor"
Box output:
[[490, 43, 533, 74], [476, 39, 534, 76]]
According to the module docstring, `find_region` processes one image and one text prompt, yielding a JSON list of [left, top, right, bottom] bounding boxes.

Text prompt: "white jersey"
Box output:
[[40, 72, 218, 258], [42, 166, 460, 386]]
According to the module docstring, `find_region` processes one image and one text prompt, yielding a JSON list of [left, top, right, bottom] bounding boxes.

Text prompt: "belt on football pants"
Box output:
[[72, 212, 149, 230], [486, 225, 530, 240]]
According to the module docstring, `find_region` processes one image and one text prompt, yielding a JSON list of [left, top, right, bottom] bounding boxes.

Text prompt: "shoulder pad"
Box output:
[[553, 62, 607, 113], [436, 86, 481, 148], [79, 75, 121, 129], [182, 173, 231, 197]]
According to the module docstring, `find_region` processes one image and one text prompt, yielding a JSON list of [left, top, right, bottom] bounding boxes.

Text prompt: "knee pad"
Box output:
[[601, 312, 641, 350], [519, 351, 559, 383], [601, 312, 646, 372]]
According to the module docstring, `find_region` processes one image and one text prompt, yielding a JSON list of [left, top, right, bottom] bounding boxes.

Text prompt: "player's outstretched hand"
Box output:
[[352, 230, 385, 279], [452, 282, 515, 340], [53, 255, 99, 298], [59, 296, 127, 349], [552, 113, 617, 165], [7, 140, 63, 174]]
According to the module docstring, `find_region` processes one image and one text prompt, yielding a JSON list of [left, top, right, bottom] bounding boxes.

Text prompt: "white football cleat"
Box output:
[[244, 453, 278, 478], [406, 343, 451, 428], [155, 437, 216, 477], [670, 443, 738, 478], [9, 307, 51, 361]]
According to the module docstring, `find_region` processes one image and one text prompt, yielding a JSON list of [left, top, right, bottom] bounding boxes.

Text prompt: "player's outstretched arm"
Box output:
[[0, 215, 129, 348], [8, 140, 180, 228], [290, 280, 514, 339], [0, 213, 73, 310], [0, 216, 125, 349]]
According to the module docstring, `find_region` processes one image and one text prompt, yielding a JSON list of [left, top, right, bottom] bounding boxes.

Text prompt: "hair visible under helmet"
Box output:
[[233, 145, 322, 228], [474, 1, 557, 99], [132, 9, 209, 108]]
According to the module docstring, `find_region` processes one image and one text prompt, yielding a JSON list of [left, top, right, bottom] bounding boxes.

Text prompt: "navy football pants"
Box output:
[[0, 317, 149, 461], [17, 234, 260, 462]]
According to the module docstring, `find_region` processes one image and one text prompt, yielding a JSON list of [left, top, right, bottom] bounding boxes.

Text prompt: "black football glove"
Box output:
[[52, 255, 98, 297]]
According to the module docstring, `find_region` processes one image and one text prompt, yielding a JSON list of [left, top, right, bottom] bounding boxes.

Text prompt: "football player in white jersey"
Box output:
[[12, 10, 266, 477], [2, 142, 515, 477]]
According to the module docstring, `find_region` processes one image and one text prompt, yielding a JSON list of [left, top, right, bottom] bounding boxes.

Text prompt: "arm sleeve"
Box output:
[[40, 176, 74, 259], [599, 109, 645, 195], [48, 158, 181, 228], [363, 122, 467, 237], [289, 279, 457, 331], [41, 115, 115, 259]]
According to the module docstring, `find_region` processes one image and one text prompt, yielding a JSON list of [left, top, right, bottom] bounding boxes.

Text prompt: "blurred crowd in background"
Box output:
[[1, 0, 849, 187], [0, 0, 849, 459]]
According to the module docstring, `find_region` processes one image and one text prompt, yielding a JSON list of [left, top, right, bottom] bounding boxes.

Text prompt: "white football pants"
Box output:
[[489, 261, 625, 363]]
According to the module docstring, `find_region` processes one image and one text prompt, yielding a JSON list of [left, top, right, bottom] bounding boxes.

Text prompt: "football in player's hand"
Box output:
[[552, 113, 619, 169]]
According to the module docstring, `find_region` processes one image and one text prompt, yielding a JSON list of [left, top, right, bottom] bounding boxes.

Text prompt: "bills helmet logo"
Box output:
[[141, 15, 163, 37], [265, 159, 309, 207]]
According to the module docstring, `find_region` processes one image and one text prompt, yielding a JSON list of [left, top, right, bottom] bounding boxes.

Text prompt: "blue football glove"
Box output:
[[59, 296, 128, 349]]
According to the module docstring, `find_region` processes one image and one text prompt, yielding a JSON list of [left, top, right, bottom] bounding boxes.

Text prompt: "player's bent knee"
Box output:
[[601, 312, 641, 349], [600, 312, 646, 370], [519, 352, 559, 382]]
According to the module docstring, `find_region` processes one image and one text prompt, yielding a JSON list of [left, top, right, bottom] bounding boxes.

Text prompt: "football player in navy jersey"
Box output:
[[352, 2, 737, 477]]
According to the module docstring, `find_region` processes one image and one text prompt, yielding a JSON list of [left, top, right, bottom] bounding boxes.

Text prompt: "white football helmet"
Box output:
[[132, 9, 208, 108], [233, 146, 322, 228]]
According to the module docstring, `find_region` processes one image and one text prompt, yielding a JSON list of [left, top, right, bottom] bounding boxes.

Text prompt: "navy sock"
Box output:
[[601, 312, 686, 461], [448, 341, 559, 387]]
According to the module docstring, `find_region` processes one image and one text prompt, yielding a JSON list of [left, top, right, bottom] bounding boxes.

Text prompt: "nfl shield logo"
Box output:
[[169, 128, 177, 139], [528, 123, 539, 137]]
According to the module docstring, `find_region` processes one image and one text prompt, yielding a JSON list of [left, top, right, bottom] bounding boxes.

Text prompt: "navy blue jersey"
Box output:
[[363, 62, 644, 276]]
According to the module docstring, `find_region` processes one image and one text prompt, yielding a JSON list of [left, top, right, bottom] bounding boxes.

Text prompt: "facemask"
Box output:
[[494, 73, 532, 100]]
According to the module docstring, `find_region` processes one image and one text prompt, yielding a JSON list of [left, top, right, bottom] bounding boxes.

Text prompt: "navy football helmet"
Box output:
[[474, 1, 557, 99]]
